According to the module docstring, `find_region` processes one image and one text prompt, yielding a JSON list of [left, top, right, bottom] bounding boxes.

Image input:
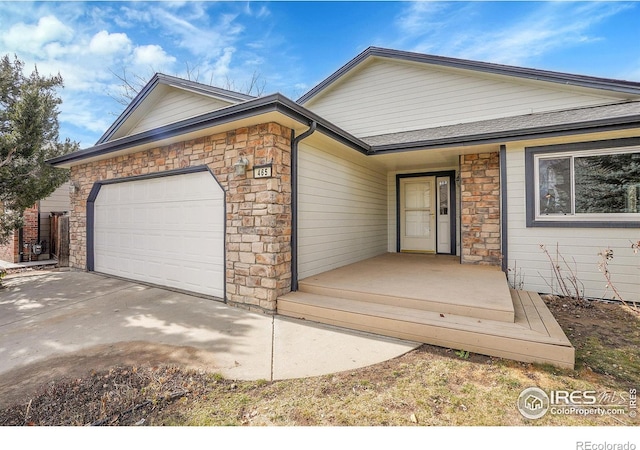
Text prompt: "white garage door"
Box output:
[[93, 170, 225, 298]]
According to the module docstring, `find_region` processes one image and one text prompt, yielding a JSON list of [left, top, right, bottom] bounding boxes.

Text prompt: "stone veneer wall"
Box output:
[[69, 122, 292, 312], [460, 152, 501, 266]]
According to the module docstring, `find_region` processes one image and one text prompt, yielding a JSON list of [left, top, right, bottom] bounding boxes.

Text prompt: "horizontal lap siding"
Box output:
[[40, 182, 70, 214], [298, 143, 388, 279], [305, 60, 617, 137], [39, 182, 70, 246], [129, 90, 232, 136], [506, 147, 640, 302]]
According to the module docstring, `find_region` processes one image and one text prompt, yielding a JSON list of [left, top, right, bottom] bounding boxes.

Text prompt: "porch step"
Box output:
[[277, 289, 575, 369]]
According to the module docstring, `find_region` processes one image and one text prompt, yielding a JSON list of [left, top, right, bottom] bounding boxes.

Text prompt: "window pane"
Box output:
[[538, 158, 572, 215], [575, 152, 640, 214], [438, 180, 448, 215]]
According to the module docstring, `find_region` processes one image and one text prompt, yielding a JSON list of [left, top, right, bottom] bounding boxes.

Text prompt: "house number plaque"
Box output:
[[253, 164, 273, 178]]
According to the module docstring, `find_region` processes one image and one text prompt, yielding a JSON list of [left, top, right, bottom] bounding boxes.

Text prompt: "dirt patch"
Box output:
[[0, 341, 220, 411], [542, 295, 640, 384]]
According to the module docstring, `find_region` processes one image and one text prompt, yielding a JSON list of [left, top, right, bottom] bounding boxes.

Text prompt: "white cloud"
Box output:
[[132, 44, 177, 70], [245, 2, 270, 18], [114, 5, 153, 28], [3, 15, 74, 56], [173, 14, 241, 58], [211, 46, 234, 80], [89, 30, 132, 56], [456, 2, 629, 65], [395, 2, 451, 38], [392, 2, 634, 67]]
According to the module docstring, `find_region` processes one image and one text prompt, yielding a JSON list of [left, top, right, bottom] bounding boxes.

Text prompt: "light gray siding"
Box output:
[[505, 146, 640, 302], [39, 182, 70, 250], [128, 89, 234, 136], [297, 142, 388, 279], [304, 59, 626, 138]]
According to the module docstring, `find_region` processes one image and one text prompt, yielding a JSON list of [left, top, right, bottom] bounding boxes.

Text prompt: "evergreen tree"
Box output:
[[575, 153, 640, 214], [0, 54, 78, 243]]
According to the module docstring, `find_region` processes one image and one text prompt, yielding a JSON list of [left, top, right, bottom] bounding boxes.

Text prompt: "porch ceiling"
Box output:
[[370, 143, 499, 171]]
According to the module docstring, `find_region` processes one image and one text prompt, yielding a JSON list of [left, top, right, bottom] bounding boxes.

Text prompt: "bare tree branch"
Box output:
[[0, 147, 16, 168], [108, 65, 266, 112]]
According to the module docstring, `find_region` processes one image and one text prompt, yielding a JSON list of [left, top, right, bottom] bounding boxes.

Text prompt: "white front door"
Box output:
[[399, 177, 436, 252]]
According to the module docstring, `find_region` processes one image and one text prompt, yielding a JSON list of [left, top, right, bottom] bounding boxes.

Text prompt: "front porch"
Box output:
[[277, 253, 575, 369]]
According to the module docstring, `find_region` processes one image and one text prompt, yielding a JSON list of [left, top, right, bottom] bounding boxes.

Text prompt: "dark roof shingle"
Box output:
[[363, 101, 640, 151]]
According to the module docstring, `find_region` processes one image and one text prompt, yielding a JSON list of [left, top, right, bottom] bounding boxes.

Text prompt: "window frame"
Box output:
[[525, 138, 640, 228]]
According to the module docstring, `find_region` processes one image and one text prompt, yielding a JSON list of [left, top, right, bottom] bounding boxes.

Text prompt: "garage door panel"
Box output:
[[118, 232, 132, 249], [119, 206, 133, 226], [131, 182, 150, 203], [129, 231, 147, 251], [132, 208, 147, 226], [94, 171, 225, 298]]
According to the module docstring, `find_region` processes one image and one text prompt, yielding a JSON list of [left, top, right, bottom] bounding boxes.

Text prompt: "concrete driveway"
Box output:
[[0, 271, 418, 382]]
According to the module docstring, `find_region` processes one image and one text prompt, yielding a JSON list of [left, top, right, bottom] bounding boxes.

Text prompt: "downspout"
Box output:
[[499, 144, 508, 274], [37, 201, 41, 250], [291, 121, 317, 291], [18, 227, 23, 263]]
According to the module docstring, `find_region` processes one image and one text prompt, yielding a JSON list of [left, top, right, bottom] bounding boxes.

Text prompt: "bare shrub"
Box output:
[[539, 243, 588, 307]]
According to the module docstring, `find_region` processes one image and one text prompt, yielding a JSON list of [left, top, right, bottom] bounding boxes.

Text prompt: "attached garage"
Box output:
[[88, 167, 225, 298]]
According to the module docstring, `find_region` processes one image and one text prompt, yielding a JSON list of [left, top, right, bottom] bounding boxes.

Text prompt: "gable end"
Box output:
[[298, 47, 640, 105]]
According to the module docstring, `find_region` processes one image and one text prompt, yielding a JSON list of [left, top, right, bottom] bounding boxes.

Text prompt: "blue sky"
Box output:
[[1, 1, 639, 148]]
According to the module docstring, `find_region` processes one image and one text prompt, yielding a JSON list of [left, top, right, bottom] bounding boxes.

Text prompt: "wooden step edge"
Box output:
[[297, 282, 515, 323], [278, 305, 575, 369], [526, 291, 574, 340], [278, 293, 573, 347]]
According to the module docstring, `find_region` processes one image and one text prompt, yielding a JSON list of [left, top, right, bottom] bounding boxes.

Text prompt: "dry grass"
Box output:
[[157, 348, 636, 427]]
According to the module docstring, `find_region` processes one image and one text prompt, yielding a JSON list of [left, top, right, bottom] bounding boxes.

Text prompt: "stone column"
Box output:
[[460, 152, 501, 266], [224, 123, 292, 312]]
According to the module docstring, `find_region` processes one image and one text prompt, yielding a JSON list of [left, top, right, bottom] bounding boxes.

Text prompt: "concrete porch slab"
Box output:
[[298, 253, 515, 322]]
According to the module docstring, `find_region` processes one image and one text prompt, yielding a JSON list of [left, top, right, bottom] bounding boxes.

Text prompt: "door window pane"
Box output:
[[405, 183, 430, 209], [438, 180, 448, 215]]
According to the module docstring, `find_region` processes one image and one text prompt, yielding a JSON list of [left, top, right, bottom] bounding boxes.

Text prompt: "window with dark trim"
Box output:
[[525, 138, 640, 228]]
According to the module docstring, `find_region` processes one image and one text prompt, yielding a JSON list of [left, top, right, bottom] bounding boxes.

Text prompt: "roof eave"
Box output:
[[96, 74, 256, 145], [369, 115, 640, 154], [156, 73, 256, 103], [48, 94, 369, 168], [95, 74, 163, 145]]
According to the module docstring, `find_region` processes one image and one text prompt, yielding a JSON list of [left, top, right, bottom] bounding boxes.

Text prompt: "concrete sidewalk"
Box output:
[[0, 271, 419, 381], [0, 259, 59, 270]]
